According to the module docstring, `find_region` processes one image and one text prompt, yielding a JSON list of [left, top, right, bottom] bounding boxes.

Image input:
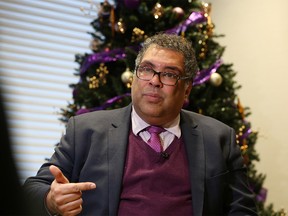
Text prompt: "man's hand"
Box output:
[[46, 165, 96, 216]]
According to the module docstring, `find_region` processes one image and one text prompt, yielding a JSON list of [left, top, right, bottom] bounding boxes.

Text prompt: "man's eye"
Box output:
[[162, 72, 177, 78], [142, 67, 153, 73]]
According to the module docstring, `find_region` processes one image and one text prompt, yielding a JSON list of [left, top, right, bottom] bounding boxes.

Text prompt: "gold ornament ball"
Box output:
[[121, 68, 134, 84], [209, 72, 223, 86]]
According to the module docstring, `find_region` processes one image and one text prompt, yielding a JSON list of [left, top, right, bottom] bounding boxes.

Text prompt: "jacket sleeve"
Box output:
[[204, 126, 258, 215], [22, 116, 78, 215], [226, 127, 258, 215]]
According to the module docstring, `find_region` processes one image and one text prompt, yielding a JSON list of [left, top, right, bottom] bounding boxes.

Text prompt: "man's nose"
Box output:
[[149, 73, 163, 87]]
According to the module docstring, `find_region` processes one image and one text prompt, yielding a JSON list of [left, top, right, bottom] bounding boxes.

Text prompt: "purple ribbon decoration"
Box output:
[[249, 183, 267, 203], [76, 93, 131, 115], [166, 11, 206, 34], [237, 119, 253, 144], [239, 127, 252, 142], [80, 48, 128, 75], [256, 187, 267, 202], [193, 59, 222, 86]]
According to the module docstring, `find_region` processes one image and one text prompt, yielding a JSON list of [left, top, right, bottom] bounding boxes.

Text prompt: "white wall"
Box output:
[[208, 0, 288, 210]]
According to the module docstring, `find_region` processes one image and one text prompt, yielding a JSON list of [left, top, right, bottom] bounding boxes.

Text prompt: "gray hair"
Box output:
[[135, 33, 199, 81]]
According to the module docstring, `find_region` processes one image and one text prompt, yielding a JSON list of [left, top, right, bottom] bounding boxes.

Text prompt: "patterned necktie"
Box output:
[[146, 126, 165, 152]]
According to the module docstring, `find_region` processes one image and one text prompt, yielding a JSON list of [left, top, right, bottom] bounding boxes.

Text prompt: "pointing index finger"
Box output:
[[72, 182, 96, 192]]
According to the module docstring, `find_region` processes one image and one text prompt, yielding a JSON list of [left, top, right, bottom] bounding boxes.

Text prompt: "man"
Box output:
[[23, 33, 258, 215]]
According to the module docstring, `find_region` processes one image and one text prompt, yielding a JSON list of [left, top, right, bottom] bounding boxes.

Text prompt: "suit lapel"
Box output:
[[107, 105, 132, 215], [180, 111, 205, 216]]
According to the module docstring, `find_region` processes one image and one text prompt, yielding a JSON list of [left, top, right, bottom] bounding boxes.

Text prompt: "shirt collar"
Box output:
[[131, 106, 181, 138]]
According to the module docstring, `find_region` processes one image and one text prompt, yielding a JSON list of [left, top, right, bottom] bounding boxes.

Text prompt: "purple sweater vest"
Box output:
[[118, 131, 193, 215]]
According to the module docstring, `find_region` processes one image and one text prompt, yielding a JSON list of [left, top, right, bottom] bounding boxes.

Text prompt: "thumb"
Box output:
[[49, 165, 69, 184]]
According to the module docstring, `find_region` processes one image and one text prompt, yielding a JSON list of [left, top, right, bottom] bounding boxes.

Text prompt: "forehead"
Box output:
[[141, 45, 184, 70]]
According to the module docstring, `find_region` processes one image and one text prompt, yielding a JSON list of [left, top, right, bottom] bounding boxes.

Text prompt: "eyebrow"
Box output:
[[139, 61, 182, 74]]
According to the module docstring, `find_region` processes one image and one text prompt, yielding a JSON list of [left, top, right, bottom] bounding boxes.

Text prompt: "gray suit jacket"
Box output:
[[24, 104, 257, 215]]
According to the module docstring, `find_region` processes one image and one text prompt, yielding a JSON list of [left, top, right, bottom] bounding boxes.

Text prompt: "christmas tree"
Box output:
[[60, 0, 285, 214]]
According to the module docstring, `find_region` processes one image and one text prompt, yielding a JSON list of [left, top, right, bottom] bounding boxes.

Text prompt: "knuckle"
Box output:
[[54, 197, 62, 205], [73, 184, 80, 192], [53, 187, 62, 195]]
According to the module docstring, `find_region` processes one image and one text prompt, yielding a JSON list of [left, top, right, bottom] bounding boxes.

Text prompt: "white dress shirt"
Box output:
[[131, 106, 181, 151]]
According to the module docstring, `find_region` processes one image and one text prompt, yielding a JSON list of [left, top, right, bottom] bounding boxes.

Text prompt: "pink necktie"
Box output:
[[146, 126, 165, 152]]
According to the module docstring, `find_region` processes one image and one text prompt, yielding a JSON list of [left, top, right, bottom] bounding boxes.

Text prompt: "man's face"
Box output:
[[131, 45, 192, 126]]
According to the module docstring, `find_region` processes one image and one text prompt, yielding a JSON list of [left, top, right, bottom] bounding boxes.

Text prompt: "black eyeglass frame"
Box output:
[[135, 66, 192, 86]]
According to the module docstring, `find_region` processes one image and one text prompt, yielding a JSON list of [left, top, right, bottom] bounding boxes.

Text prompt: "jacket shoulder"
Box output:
[[70, 105, 131, 128], [182, 109, 229, 127]]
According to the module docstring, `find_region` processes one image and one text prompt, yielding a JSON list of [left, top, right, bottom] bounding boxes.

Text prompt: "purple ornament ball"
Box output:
[[124, 0, 141, 9]]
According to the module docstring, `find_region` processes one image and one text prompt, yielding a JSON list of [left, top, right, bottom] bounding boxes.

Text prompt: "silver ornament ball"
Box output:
[[121, 68, 134, 84], [209, 72, 223, 86], [172, 7, 184, 19]]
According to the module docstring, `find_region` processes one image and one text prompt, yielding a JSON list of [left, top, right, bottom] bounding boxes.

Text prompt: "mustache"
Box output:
[[142, 86, 161, 93], [142, 89, 164, 97]]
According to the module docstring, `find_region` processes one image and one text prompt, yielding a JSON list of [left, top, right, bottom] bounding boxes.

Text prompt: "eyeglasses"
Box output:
[[135, 66, 191, 86]]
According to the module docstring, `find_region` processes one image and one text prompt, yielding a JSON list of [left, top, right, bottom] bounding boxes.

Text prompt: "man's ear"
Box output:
[[184, 82, 192, 97]]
